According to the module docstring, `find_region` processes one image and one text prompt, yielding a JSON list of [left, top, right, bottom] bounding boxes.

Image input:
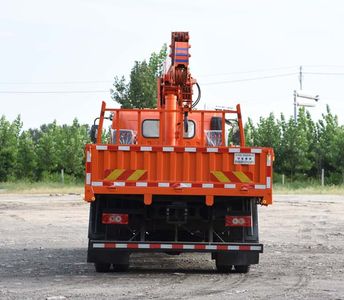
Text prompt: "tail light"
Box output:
[[225, 216, 252, 227], [102, 213, 128, 225]]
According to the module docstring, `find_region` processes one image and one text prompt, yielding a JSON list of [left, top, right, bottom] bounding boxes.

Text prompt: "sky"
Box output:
[[1, 0, 344, 129]]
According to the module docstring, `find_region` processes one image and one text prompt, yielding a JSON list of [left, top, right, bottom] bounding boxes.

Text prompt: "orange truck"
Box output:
[[84, 32, 273, 273]]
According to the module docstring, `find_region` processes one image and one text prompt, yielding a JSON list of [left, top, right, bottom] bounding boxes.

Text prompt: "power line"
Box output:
[[198, 66, 297, 78], [202, 72, 297, 86], [0, 90, 109, 94], [303, 72, 344, 76], [0, 80, 112, 85]]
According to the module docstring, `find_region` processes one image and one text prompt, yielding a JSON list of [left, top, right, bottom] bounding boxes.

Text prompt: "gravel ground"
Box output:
[[0, 194, 343, 300]]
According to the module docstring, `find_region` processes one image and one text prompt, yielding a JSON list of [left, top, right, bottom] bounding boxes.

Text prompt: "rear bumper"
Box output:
[[88, 241, 263, 265], [89, 240, 263, 253]]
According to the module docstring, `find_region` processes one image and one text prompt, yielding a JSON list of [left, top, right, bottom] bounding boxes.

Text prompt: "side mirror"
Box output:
[[90, 125, 98, 143]]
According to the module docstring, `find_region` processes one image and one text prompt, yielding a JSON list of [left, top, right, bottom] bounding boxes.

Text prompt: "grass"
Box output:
[[273, 183, 344, 194], [0, 181, 83, 194], [1, 181, 344, 195]]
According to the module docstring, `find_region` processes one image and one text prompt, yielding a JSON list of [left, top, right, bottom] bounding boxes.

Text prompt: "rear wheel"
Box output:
[[112, 263, 129, 272], [94, 262, 111, 273], [215, 258, 233, 273], [234, 265, 250, 273]]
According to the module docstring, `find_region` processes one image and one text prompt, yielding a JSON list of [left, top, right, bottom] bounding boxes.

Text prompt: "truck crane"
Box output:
[[84, 32, 273, 273]]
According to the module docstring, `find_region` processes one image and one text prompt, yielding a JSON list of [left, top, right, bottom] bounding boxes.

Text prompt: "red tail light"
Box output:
[[102, 213, 128, 224], [225, 216, 252, 227]]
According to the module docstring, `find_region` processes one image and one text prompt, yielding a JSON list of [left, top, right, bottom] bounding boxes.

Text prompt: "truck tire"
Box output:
[[112, 263, 129, 272], [94, 262, 111, 273], [215, 258, 233, 273], [234, 265, 250, 273]]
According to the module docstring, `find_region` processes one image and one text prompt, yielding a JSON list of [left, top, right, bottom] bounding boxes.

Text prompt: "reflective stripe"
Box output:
[[224, 183, 236, 189], [228, 148, 240, 153], [180, 183, 192, 188], [158, 182, 170, 187], [162, 147, 174, 152], [202, 183, 214, 188], [267, 154, 272, 166], [255, 184, 266, 190], [96, 145, 108, 150], [228, 245, 239, 250], [233, 171, 252, 183], [86, 173, 91, 185], [207, 148, 218, 153], [185, 147, 196, 152], [114, 182, 125, 187], [266, 177, 271, 188], [106, 169, 125, 181], [118, 145, 130, 151], [136, 182, 148, 187], [86, 151, 91, 162], [251, 148, 262, 153], [211, 171, 231, 183], [91, 181, 103, 186], [140, 146, 152, 151], [92, 242, 262, 252], [183, 245, 195, 249], [127, 170, 146, 181]]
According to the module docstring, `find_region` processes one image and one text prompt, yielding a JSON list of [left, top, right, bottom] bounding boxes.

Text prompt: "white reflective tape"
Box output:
[[205, 245, 217, 250], [86, 151, 91, 162], [162, 147, 174, 152], [118, 145, 130, 151], [250, 246, 262, 251], [140, 146, 152, 151], [207, 148, 218, 153], [93, 243, 105, 249], [158, 182, 170, 187], [138, 244, 150, 249], [86, 173, 91, 185], [91, 181, 103, 187], [228, 148, 240, 153], [183, 244, 195, 250], [160, 244, 173, 249], [136, 182, 148, 187], [180, 183, 192, 188], [96, 145, 108, 150], [115, 243, 128, 248], [266, 177, 271, 188], [251, 148, 262, 154], [267, 154, 272, 166], [202, 183, 214, 188], [114, 182, 125, 187], [224, 184, 236, 189], [255, 184, 266, 190], [185, 147, 196, 152], [228, 245, 240, 250]]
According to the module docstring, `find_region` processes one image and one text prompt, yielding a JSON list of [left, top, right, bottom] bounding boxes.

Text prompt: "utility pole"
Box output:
[[299, 66, 303, 90]]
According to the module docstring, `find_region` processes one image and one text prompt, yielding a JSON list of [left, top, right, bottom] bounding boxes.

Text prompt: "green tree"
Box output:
[[16, 131, 37, 180], [112, 45, 167, 108], [35, 121, 60, 177], [0, 115, 22, 181]]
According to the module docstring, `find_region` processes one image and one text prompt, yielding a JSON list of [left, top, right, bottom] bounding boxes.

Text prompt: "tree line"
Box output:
[[245, 106, 344, 184], [0, 105, 343, 184], [0, 116, 90, 182]]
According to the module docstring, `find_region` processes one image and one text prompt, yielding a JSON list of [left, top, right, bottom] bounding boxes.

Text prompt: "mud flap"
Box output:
[[213, 251, 259, 265]]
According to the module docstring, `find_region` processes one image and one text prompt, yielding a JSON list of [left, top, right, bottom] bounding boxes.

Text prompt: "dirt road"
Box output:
[[0, 194, 343, 300]]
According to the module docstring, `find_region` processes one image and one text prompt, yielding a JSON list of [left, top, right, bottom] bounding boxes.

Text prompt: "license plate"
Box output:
[[234, 153, 255, 165]]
